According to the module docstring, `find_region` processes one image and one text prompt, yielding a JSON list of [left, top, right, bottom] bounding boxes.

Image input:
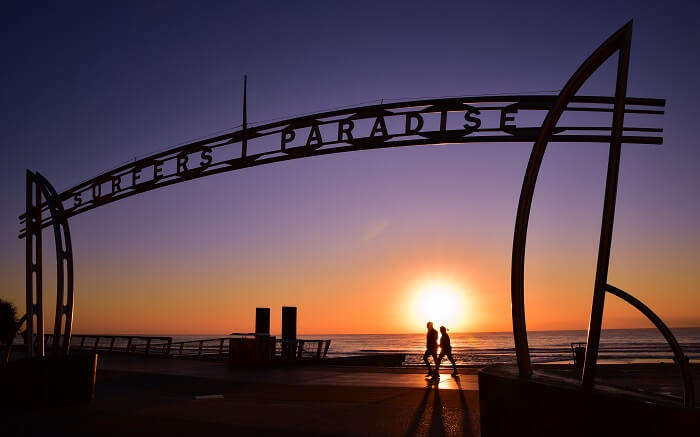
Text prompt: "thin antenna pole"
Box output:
[[242, 75, 247, 158]]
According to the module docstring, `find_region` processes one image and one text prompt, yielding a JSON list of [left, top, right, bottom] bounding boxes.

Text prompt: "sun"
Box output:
[[411, 279, 467, 330]]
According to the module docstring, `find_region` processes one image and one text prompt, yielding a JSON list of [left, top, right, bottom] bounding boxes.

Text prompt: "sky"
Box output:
[[1, 1, 699, 335]]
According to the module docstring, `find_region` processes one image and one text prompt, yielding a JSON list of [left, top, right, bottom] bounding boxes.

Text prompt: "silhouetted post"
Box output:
[[255, 307, 270, 336], [282, 306, 297, 360], [25, 171, 44, 358], [581, 23, 632, 390], [241, 75, 247, 158]]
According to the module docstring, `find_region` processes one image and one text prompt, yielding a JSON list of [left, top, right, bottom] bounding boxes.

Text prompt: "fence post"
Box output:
[[198, 340, 203, 356], [127, 337, 133, 353], [282, 306, 297, 360], [315, 341, 322, 360], [93, 336, 100, 352], [297, 340, 304, 359], [166, 338, 172, 356], [145, 338, 151, 356], [219, 338, 224, 356]]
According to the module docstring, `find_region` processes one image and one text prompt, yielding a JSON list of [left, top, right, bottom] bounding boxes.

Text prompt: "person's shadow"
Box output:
[[405, 376, 475, 437], [405, 379, 447, 437], [454, 375, 475, 436]]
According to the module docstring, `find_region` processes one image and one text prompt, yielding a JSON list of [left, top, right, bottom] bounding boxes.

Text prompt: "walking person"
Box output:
[[436, 325, 458, 377], [423, 322, 439, 378]]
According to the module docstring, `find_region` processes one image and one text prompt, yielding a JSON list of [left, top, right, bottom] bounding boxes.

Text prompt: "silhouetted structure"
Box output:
[[281, 306, 297, 360], [255, 307, 270, 336], [507, 20, 694, 408], [14, 19, 693, 411]]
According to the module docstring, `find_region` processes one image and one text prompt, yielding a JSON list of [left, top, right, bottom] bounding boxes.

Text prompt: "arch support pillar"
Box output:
[[25, 171, 44, 358], [511, 21, 633, 378], [24, 170, 75, 358]]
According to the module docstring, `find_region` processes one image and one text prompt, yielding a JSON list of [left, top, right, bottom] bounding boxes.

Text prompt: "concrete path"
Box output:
[[2, 355, 482, 436], [98, 354, 479, 390]]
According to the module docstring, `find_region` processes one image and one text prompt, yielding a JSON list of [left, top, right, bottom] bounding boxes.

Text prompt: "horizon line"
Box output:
[[69, 326, 700, 337]]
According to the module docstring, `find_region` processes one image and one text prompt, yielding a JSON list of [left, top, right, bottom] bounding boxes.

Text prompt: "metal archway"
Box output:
[[17, 19, 691, 407], [17, 92, 664, 235]]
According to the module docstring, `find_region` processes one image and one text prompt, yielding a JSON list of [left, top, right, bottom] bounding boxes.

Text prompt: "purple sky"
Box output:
[[1, 1, 698, 334]]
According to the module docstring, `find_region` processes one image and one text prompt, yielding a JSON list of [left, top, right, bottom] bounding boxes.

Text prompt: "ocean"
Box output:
[[171, 328, 700, 366]]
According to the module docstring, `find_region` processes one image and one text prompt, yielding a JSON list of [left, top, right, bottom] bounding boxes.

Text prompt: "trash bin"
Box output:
[[571, 342, 586, 377], [229, 335, 276, 367]]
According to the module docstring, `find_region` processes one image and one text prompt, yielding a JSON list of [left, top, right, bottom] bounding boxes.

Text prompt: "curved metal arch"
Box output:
[[605, 284, 695, 408], [511, 21, 633, 377], [18, 92, 664, 238], [25, 171, 75, 357]]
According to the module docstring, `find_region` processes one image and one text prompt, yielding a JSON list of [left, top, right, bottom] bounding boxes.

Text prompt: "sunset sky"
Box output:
[[1, 1, 699, 335]]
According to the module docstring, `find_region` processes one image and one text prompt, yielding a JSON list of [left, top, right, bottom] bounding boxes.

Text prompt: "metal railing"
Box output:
[[276, 339, 332, 361], [46, 334, 173, 356], [42, 334, 331, 362], [168, 334, 253, 358]]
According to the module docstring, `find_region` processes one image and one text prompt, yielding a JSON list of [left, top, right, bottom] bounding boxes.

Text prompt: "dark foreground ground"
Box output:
[[1, 355, 481, 436], [1, 372, 480, 436], [2, 355, 698, 436]]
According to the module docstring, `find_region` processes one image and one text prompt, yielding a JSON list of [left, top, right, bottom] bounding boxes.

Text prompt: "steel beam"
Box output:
[[511, 21, 634, 377], [581, 26, 632, 388], [25, 171, 44, 358], [605, 284, 695, 408]]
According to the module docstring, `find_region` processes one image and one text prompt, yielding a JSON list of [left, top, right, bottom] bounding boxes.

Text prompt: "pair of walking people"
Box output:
[[423, 321, 457, 379]]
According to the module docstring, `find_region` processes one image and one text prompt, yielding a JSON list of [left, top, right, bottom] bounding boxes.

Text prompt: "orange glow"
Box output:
[[410, 278, 468, 331]]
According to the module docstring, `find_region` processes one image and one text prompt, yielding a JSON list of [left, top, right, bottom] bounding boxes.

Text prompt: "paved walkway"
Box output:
[[98, 354, 479, 391], [2, 355, 482, 436]]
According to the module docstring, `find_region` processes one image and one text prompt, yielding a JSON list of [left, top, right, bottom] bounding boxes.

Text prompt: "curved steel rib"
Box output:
[[605, 284, 695, 408], [28, 172, 75, 356], [511, 21, 633, 377]]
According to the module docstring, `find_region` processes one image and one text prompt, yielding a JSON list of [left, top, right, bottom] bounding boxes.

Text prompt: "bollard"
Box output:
[[255, 307, 270, 336], [572, 343, 586, 378], [282, 306, 297, 360]]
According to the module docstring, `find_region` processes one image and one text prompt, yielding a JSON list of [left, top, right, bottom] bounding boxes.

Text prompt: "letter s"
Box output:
[[464, 109, 481, 132], [200, 146, 213, 168]]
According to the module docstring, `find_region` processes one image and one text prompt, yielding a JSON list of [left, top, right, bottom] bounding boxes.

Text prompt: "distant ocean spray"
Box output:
[[171, 328, 700, 366]]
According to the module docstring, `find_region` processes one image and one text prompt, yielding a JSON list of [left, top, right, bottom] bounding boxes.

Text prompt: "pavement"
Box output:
[[1, 354, 482, 436], [98, 353, 479, 390]]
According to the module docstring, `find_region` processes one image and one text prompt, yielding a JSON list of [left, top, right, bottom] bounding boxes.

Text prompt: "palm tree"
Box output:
[[0, 298, 19, 364]]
